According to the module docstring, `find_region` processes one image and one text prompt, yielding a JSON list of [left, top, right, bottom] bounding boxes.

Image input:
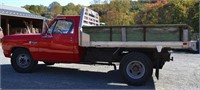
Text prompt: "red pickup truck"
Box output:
[[2, 8, 197, 85]]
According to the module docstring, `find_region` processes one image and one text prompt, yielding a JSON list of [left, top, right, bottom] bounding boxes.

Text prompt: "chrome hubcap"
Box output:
[[126, 61, 145, 79]]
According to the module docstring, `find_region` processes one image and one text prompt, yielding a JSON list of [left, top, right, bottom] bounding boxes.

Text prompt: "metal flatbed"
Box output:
[[79, 24, 197, 51]]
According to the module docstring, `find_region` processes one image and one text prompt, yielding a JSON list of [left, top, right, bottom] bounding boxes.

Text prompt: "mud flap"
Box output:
[[155, 46, 162, 80], [155, 53, 160, 80]]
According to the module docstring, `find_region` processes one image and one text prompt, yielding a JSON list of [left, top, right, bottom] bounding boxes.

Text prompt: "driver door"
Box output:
[[38, 19, 74, 62]]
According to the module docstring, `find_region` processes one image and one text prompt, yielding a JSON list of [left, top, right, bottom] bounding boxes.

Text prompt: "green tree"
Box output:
[[101, 0, 133, 25], [130, 1, 146, 12], [155, 3, 186, 24], [89, 4, 109, 22], [48, 1, 62, 17], [23, 5, 47, 15], [187, 1, 199, 33], [62, 3, 82, 15], [135, 0, 198, 25]]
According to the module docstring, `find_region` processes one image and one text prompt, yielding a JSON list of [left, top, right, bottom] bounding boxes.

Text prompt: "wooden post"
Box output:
[[30, 21, 34, 33], [6, 19, 10, 35]]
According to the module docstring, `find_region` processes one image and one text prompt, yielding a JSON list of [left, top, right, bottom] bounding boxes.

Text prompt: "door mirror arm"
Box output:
[[43, 32, 53, 39]]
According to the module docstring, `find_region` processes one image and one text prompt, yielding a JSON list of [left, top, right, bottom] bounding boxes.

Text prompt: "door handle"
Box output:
[[29, 41, 38, 45], [43, 35, 53, 39]]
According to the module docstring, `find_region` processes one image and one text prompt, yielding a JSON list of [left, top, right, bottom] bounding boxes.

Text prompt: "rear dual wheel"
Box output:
[[120, 52, 153, 85]]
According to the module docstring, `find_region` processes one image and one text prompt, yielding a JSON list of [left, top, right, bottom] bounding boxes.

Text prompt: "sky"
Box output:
[[0, 0, 92, 7], [0, 0, 137, 8]]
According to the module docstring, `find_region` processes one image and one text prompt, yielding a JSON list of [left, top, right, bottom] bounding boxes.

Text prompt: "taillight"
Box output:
[[183, 42, 188, 45]]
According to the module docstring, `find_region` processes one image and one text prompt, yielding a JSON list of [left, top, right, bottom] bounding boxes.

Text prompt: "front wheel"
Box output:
[[11, 48, 38, 73], [120, 52, 153, 85]]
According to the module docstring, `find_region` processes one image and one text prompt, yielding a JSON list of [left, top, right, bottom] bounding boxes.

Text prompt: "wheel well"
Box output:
[[113, 49, 156, 68], [117, 49, 170, 69], [116, 49, 155, 61], [11, 47, 29, 54]]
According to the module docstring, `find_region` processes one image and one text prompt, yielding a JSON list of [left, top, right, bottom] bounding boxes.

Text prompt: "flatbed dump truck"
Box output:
[[2, 8, 197, 85]]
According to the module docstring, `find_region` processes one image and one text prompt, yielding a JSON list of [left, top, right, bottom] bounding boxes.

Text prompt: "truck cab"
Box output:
[[37, 16, 81, 63], [2, 16, 82, 63]]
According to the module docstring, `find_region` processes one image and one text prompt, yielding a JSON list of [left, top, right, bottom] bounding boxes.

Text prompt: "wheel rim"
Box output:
[[16, 54, 31, 68], [126, 61, 145, 79]]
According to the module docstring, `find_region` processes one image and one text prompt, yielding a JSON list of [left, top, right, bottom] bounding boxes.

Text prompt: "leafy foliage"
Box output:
[[48, 1, 62, 17], [23, 0, 199, 32], [135, 0, 199, 32], [62, 3, 82, 15], [23, 5, 47, 15], [187, 1, 199, 33]]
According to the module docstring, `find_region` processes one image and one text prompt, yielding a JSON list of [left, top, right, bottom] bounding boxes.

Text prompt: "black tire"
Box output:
[[119, 52, 153, 85], [43, 62, 55, 65], [11, 48, 38, 73]]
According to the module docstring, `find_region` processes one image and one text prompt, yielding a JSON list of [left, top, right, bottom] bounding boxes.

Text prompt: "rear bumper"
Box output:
[[189, 41, 198, 51]]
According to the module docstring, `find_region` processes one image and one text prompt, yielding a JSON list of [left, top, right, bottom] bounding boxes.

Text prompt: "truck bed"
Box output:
[[80, 24, 192, 50]]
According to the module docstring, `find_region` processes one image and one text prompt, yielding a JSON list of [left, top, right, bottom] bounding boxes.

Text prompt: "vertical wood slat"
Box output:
[[6, 19, 10, 35], [30, 21, 33, 33]]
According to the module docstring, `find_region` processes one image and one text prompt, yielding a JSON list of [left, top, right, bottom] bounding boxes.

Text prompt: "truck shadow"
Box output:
[[1, 64, 155, 89]]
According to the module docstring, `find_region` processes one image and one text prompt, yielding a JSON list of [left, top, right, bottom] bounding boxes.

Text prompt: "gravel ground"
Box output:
[[155, 52, 200, 90], [0, 48, 200, 89]]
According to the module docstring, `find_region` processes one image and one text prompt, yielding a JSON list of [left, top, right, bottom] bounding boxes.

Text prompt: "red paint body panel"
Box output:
[[2, 16, 84, 63], [2, 34, 41, 58]]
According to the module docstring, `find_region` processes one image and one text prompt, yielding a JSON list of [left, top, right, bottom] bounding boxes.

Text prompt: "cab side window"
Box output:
[[53, 20, 74, 34], [47, 22, 56, 34]]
